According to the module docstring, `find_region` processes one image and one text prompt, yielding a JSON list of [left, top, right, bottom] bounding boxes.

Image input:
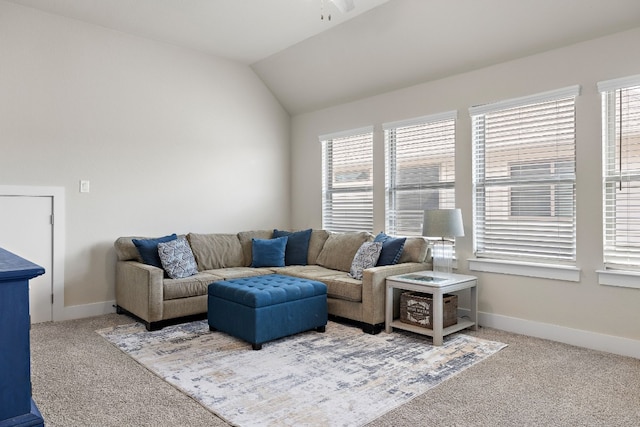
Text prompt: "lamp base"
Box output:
[[432, 240, 453, 274]]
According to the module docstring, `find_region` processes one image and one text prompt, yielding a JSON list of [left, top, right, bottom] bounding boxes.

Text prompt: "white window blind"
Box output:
[[383, 112, 457, 236], [599, 75, 640, 270], [320, 127, 374, 232], [471, 86, 579, 262]]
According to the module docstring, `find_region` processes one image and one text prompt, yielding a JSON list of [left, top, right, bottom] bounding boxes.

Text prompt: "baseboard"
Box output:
[[459, 308, 640, 359], [61, 300, 117, 321]]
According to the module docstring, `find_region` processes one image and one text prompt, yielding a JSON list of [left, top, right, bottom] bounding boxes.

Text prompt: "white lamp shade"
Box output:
[[422, 209, 464, 238]]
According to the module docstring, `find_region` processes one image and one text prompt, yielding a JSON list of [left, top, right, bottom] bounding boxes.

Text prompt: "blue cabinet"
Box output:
[[0, 247, 45, 427]]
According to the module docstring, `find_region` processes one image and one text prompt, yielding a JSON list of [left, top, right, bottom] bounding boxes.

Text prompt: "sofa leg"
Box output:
[[116, 305, 163, 331], [145, 321, 163, 332], [209, 325, 217, 332], [361, 323, 385, 335], [316, 325, 326, 333], [252, 343, 263, 350], [327, 315, 384, 335]]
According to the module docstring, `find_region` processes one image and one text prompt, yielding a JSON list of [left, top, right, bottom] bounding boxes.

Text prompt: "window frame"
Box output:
[[319, 126, 374, 233], [383, 111, 457, 237], [470, 85, 580, 266], [598, 74, 640, 275]]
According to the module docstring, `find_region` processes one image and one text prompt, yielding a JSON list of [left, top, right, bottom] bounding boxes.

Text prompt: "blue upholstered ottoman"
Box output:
[[207, 274, 328, 350]]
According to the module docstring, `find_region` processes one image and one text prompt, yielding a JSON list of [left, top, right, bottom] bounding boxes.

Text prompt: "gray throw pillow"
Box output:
[[158, 236, 198, 279], [349, 241, 383, 280]]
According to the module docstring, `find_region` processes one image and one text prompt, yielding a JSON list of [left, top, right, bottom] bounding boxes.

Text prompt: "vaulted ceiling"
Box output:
[[7, 0, 640, 114]]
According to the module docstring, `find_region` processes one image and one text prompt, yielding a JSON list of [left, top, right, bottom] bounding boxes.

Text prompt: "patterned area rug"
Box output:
[[98, 320, 506, 426]]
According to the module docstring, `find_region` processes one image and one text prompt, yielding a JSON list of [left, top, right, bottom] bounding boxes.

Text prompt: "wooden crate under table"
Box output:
[[399, 292, 458, 329]]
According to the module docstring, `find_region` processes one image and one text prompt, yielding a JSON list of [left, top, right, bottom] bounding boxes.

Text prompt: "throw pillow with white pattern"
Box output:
[[158, 236, 198, 279], [349, 241, 383, 280]]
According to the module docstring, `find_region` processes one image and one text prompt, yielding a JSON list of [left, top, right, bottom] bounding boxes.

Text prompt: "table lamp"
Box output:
[[423, 209, 464, 273]]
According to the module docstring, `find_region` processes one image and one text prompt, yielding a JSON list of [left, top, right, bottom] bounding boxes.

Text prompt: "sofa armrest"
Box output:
[[115, 260, 164, 323], [361, 262, 431, 326]]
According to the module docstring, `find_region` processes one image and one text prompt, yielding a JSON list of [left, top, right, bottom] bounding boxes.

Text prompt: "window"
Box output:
[[509, 162, 552, 217], [320, 126, 374, 232], [383, 112, 457, 236], [470, 85, 579, 263], [598, 75, 640, 271], [509, 161, 573, 218]]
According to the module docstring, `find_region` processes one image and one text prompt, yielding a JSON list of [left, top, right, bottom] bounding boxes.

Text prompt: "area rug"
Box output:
[[98, 320, 506, 426]]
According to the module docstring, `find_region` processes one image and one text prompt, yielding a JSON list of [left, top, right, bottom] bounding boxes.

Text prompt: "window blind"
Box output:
[[321, 127, 374, 232], [471, 86, 579, 262], [599, 75, 640, 270], [383, 112, 456, 236]]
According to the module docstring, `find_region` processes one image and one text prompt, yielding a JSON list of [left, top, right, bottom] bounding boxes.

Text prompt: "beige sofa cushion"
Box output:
[[274, 265, 342, 280], [162, 272, 221, 301], [237, 230, 274, 266], [398, 237, 430, 263], [307, 229, 330, 265], [201, 267, 274, 280], [316, 231, 373, 272], [187, 233, 244, 270], [320, 273, 362, 302], [114, 236, 143, 262]]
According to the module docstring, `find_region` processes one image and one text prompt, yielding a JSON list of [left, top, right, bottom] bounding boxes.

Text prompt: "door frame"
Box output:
[[0, 185, 65, 321]]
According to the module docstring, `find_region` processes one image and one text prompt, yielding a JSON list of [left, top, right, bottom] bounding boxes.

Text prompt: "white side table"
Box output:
[[385, 271, 478, 345]]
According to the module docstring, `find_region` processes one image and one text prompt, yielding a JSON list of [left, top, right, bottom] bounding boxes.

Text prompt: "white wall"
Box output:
[[291, 28, 640, 354], [0, 2, 290, 309]]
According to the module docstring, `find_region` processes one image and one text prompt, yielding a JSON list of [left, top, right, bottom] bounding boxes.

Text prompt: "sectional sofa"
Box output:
[[114, 229, 431, 333]]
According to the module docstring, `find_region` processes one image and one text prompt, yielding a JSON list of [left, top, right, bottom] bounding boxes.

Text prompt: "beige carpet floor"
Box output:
[[31, 314, 640, 426]]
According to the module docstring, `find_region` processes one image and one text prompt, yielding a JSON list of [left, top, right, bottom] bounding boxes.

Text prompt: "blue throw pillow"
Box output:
[[374, 232, 406, 266], [273, 228, 312, 265], [251, 236, 288, 268], [132, 234, 178, 269]]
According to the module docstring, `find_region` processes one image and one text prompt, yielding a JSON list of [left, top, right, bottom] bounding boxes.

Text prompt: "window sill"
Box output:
[[468, 258, 580, 282], [596, 270, 640, 289]]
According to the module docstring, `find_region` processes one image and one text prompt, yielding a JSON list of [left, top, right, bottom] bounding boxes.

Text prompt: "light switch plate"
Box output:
[[80, 180, 90, 193]]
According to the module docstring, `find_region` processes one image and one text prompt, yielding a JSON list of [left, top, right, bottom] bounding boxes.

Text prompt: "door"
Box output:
[[0, 195, 53, 323]]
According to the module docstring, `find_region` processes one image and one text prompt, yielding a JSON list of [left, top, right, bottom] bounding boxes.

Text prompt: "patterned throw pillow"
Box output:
[[349, 241, 383, 280], [157, 236, 198, 279]]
